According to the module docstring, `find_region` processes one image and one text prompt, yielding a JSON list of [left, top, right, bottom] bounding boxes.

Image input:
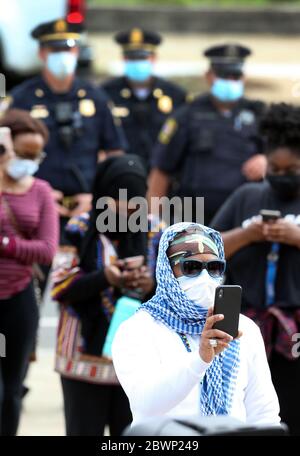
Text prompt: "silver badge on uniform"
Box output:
[[238, 110, 255, 125], [234, 110, 255, 131]]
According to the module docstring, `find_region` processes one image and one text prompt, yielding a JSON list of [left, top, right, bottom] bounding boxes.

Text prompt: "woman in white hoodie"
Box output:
[[112, 222, 280, 428]]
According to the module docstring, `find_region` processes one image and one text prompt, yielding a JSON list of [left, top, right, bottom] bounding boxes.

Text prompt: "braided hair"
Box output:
[[260, 103, 300, 155]]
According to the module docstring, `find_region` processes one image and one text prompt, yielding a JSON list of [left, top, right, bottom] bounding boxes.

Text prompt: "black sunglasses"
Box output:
[[179, 258, 226, 279]]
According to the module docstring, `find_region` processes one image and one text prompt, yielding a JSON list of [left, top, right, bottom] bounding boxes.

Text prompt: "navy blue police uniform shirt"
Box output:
[[211, 181, 300, 310], [101, 76, 186, 170], [10, 76, 126, 196], [152, 93, 265, 221]]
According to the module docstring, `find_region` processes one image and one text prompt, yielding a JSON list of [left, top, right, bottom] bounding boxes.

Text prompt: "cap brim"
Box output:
[[40, 38, 79, 49], [212, 63, 244, 78], [123, 49, 153, 59]]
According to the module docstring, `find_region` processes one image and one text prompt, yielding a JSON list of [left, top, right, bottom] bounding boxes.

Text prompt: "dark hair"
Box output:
[[0, 108, 49, 143], [260, 103, 300, 156]]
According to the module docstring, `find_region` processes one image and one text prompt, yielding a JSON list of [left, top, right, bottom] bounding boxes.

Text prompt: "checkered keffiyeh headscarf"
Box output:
[[140, 222, 240, 416]]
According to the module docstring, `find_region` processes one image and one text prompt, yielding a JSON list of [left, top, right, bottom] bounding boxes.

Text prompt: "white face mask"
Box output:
[[46, 52, 77, 80], [6, 158, 39, 180], [177, 269, 222, 309]]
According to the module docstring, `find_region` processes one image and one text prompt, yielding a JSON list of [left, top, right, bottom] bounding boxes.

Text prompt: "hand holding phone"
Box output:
[[199, 286, 242, 363], [212, 285, 242, 338], [121, 256, 144, 290], [123, 255, 145, 270], [260, 209, 282, 223]]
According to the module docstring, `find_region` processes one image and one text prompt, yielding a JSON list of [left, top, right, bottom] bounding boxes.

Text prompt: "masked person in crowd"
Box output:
[[112, 223, 280, 427], [0, 109, 58, 435], [101, 28, 186, 171], [211, 103, 300, 435], [148, 43, 266, 224], [52, 154, 164, 436], [4, 18, 126, 253]]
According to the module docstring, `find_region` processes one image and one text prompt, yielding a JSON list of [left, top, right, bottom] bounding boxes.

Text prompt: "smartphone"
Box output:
[[212, 285, 242, 339], [0, 127, 12, 156], [260, 209, 281, 222], [123, 255, 145, 270]]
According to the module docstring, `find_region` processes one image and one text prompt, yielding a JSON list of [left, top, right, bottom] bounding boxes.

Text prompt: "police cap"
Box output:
[[204, 43, 252, 77], [31, 18, 84, 49], [115, 28, 162, 58]]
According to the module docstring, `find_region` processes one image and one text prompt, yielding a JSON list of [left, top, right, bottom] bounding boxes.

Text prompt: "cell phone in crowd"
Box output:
[[260, 209, 282, 222], [123, 255, 145, 270], [0, 127, 12, 156], [212, 285, 242, 339]]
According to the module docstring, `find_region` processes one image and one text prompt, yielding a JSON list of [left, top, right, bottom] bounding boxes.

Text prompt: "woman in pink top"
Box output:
[[0, 109, 58, 435]]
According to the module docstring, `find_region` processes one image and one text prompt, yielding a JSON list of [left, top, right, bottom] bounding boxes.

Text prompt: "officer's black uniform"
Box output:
[[151, 44, 265, 224], [101, 28, 186, 171], [10, 76, 123, 197], [8, 19, 125, 223]]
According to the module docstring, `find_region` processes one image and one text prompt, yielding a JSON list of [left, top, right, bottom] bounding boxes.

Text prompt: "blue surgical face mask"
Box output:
[[46, 52, 77, 79], [6, 158, 39, 180], [211, 78, 244, 103], [124, 60, 153, 82]]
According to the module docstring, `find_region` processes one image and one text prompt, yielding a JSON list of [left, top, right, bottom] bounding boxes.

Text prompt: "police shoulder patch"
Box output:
[[158, 118, 178, 145]]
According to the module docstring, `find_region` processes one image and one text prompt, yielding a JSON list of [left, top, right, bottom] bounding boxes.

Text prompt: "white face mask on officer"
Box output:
[[177, 269, 222, 309], [46, 52, 77, 79], [6, 157, 39, 180]]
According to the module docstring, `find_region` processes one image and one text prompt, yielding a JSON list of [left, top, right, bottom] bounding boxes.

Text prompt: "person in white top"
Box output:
[[112, 222, 281, 428]]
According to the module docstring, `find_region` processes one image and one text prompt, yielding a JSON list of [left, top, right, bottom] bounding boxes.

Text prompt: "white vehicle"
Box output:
[[0, 0, 91, 80]]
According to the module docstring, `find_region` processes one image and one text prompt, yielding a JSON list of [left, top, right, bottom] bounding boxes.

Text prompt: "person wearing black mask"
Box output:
[[51, 154, 164, 436], [211, 103, 300, 435]]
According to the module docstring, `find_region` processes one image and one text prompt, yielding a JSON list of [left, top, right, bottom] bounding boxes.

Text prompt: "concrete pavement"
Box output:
[[18, 348, 65, 436], [18, 277, 64, 436]]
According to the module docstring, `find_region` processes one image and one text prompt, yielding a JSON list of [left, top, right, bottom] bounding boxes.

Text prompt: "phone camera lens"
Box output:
[[218, 289, 224, 298]]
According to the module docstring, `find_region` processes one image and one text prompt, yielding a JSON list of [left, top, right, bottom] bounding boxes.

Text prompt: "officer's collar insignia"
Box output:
[[130, 28, 143, 45], [30, 105, 49, 119], [55, 19, 67, 33], [79, 99, 96, 117], [153, 88, 163, 99], [77, 89, 87, 98], [157, 95, 173, 114], [158, 118, 177, 145], [35, 89, 44, 98], [120, 88, 131, 98]]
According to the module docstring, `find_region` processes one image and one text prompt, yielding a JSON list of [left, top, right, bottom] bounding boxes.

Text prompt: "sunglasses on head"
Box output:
[[179, 257, 226, 279]]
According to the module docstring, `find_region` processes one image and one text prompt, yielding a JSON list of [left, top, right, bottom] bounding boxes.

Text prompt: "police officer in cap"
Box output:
[[101, 28, 186, 171], [7, 18, 126, 240], [148, 43, 267, 224]]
